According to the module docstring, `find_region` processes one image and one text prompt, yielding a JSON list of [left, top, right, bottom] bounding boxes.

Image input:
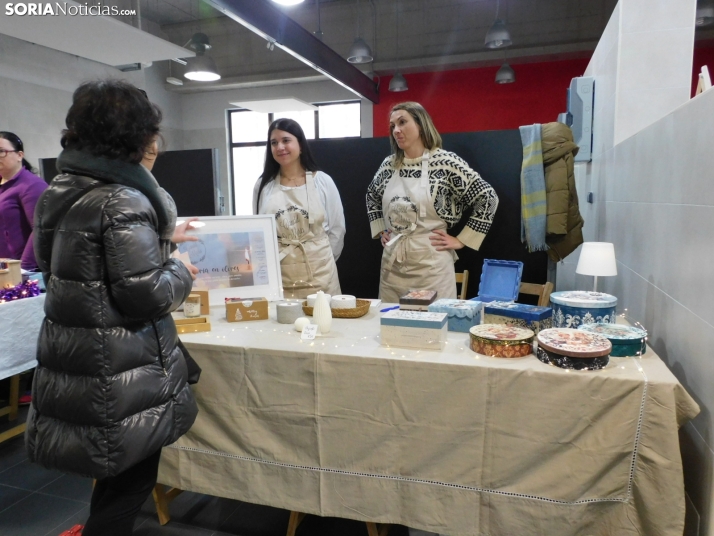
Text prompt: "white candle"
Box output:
[[276, 301, 303, 324], [330, 295, 357, 309], [307, 293, 331, 307]]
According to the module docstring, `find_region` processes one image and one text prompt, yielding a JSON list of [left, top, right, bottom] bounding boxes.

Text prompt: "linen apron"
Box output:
[[379, 152, 457, 304], [263, 172, 341, 299]]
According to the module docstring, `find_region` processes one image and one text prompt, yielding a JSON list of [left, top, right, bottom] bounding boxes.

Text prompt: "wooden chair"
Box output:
[[455, 270, 469, 300], [519, 281, 554, 307], [287, 511, 389, 536], [0, 374, 25, 444]]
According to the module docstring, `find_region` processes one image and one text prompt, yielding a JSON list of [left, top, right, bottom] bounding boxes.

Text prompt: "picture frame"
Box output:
[[175, 215, 283, 304]]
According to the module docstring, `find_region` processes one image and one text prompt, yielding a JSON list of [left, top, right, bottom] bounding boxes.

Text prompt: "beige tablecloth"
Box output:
[[159, 304, 699, 536], [0, 294, 44, 380]]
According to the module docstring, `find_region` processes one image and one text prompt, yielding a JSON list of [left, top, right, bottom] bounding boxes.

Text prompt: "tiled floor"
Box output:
[[0, 407, 410, 536]]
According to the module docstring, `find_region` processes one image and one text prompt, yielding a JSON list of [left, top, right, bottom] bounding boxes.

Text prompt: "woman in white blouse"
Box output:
[[253, 118, 345, 298]]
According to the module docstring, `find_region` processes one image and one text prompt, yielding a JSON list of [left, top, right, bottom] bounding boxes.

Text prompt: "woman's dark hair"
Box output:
[[255, 118, 319, 213], [61, 80, 162, 164], [0, 132, 34, 172]]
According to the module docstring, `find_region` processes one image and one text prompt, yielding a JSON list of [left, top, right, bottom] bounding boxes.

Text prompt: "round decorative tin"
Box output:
[[549, 291, 617, 328], [537, 328, 612, 358], [577, 323, 647, 357], [536, 346, 609, 371], [469, 324, 535, 358]]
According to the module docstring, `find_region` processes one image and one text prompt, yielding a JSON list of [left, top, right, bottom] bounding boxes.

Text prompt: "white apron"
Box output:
[[379, 152, 457, 303], [263, 172, 341, 299]]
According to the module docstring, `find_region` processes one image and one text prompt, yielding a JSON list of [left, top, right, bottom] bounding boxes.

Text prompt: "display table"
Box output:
[[158, 304, 699, 536], [0, 294, 45, 443]]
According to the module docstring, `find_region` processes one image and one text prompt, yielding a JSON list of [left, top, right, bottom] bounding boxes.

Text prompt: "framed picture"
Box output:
[[176, 215, 283, 304]]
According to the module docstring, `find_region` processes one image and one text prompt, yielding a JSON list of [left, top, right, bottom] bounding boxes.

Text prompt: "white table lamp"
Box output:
[[575, 242, 617, 291]]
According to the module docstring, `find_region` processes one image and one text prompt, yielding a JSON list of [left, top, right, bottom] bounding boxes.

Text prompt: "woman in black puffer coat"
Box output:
[[26, 80, 198, 536]]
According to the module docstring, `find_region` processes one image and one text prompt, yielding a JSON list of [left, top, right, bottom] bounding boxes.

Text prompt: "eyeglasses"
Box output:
[[0, 149, 19, 158]]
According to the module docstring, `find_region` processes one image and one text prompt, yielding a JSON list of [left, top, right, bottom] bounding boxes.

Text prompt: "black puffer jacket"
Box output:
[[26, 150, 198, 479]]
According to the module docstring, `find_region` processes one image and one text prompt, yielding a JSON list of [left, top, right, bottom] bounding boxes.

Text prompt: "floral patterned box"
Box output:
[[482, 301, 552, 334], [577, 323, 647, 357], [468, 324, 535, 358], [549, 291, 617, 328], [428, 299, 483, 333]]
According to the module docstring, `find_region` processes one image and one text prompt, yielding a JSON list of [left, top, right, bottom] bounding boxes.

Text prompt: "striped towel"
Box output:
[[519, 124, 548, 252]]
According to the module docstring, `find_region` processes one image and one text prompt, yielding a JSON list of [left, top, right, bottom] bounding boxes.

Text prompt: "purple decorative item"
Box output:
[[0, 279, 41, 302]]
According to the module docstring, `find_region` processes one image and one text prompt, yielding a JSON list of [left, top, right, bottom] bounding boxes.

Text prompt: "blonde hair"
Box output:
[[389, 102, 442, 168]]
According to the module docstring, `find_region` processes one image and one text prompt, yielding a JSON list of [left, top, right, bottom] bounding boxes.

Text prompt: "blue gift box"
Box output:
[[476, 259, 524, 303], [483, 302, 553, 334], [549, 291, 617, 328], [428, 299, 483, 333]]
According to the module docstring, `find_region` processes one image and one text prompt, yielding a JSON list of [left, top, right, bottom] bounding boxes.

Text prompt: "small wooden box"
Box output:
[[399, 289, 438, 311], [175, 316, 212, 334], [0, 259, 22, 288], [225, 297, 269, 323]]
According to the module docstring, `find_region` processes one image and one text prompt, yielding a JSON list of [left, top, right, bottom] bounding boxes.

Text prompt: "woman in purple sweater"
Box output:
[[0, 132, 47, 270]]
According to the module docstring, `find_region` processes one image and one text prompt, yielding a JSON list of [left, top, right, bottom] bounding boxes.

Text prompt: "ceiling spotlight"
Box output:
[[389, 72, 408, 92], [696, 2, 714, 26], [271, 0, 304, 5], [495, 63, 515, 84], [166, 77, 184, 86], [347, 37, 373, 64], [485, 0, 512, 49], [485, 19, 512, 48], [347, 0, 373, 63], [184, 33, 221, 82]]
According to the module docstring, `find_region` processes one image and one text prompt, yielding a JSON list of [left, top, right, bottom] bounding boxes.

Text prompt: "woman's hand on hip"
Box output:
[[429, 229, 464, 251], [380, 230, 392, 247]]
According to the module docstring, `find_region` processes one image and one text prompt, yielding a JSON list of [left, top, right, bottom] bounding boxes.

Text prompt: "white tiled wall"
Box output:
[[577, 51, 714, 536], [557, 4, 713, 531]]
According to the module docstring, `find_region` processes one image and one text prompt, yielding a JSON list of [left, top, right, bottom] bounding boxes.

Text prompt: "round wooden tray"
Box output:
[[302, 299, 371, 318]]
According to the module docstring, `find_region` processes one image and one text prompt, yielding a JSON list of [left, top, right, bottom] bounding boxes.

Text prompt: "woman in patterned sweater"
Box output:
[[366, 102, 498, 303]]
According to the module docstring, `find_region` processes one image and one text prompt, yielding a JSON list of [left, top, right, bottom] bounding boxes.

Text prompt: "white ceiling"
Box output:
[[230, 97, 318, 112], [0, 0, 194, 67]]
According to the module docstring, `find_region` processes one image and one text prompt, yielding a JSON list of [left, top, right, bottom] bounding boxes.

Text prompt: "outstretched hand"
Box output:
[[172, 218, 200, 244], [179, 258, 199, 280], [429, 229, 464, 251]]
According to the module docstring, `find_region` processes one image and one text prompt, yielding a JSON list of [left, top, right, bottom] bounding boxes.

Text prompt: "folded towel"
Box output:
[[519, 124, 548, 252]]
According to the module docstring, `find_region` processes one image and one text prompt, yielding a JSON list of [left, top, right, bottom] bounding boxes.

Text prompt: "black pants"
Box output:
[[82, 449, 162, 536]]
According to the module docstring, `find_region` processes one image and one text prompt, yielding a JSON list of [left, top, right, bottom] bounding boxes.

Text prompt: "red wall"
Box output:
[[373, 58, 590, 137], [373, 43, 714, 138], [692, 40, 714, 96]]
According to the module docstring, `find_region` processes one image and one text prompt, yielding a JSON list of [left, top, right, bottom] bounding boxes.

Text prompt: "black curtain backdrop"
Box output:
[[310, 130, 548, 300], [40, 133, 546, 301], [39, 149, 218, 217]]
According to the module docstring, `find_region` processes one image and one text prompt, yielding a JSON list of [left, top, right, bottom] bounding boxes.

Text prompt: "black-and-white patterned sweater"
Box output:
[[366, 148, 499, 250]]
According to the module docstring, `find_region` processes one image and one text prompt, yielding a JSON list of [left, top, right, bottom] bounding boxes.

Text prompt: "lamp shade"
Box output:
[[184, 54, 221, 81], [575, 242, 617, 277], [697, 3, 714, 26], [389, 72, 408, 92], [495, 63, 515, 84], [347, 37, 373, 63], [485, 19, 512, 49]]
